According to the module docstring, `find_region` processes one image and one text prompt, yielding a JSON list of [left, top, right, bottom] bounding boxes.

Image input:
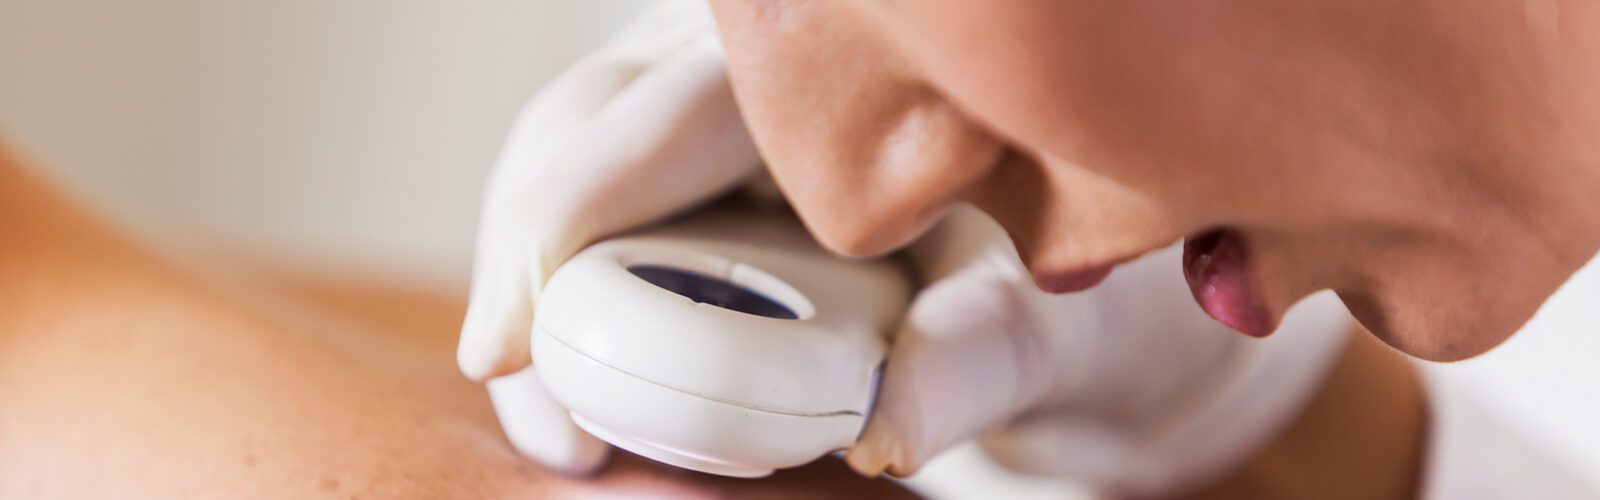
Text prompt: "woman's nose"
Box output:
[[772, 100, 1008, 258]]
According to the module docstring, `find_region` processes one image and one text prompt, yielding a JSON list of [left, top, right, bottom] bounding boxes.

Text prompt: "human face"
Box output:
[[708, 0, 1600, 361]]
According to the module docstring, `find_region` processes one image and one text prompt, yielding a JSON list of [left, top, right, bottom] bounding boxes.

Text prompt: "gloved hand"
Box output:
[[848, 205, 1352, 496], [456, 0, 758, 474]]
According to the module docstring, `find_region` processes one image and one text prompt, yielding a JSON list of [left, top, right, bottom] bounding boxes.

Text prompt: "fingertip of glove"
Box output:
[[846, 450, 889, 478], [456, 347, 497, 382], [503, 420, 613, 477], [456, 337, 531, 382], [848, 426, 931, 479], [457, 308, 536, 381], [518, 439, 612, 477], [846, 436, 898, 478]]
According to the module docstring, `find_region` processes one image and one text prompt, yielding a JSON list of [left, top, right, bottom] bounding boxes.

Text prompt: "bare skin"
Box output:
[[708, 0, 1600, 361], [0, 146, 915, 499]]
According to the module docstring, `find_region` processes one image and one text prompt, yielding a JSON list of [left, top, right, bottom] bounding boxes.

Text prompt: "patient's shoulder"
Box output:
[[0, 269, 914, 499]]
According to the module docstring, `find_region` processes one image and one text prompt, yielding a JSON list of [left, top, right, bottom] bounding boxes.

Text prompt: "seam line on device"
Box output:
[[540, 328, 863, 418]]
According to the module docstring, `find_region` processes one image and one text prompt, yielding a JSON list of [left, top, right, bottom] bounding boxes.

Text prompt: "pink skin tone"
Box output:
[[709, 0, 1600, 361]]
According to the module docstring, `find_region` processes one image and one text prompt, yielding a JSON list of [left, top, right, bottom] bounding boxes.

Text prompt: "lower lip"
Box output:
[[1033, 265, 1114, 293], [1183, 230, 1274, 337]]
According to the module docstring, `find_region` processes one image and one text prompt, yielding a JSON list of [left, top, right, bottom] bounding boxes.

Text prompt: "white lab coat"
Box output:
[[909, 255, 1600, 499], [1419, 370, 1597, 498]]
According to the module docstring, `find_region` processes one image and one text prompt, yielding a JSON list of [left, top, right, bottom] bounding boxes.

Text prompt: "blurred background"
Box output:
[[0, 0, 648, 290], [3, 1, 1597, 497]]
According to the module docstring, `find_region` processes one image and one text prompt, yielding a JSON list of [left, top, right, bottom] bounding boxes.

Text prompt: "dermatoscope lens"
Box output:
[[627, 265, 799, 320]]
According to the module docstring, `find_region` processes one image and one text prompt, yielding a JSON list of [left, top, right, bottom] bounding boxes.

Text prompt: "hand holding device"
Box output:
[[456, 0, 755, 474], [533, 207, 910, 477]]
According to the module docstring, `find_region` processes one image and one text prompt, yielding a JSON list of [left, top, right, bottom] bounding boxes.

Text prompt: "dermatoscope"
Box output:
[[532, 207, 911, 478]]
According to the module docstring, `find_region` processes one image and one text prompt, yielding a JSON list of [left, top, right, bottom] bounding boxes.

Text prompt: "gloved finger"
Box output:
[[458, 30, 675, 381], [457, 63, 630, 380], [848, 207, 1082, 477], [459, 1, 758, 381], [487, 366, 611, 475], [847, 273, 1056, 477], [527, 36, 758, 274]]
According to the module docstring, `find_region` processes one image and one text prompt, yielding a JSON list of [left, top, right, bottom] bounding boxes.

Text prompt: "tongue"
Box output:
[[1183, 230, 1273, 337]]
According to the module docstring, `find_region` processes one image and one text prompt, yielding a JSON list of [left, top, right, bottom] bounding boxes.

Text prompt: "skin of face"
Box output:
[[707, 0, 1600, 361]]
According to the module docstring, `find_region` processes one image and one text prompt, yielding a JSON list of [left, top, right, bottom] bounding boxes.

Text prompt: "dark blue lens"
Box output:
[[627, 265, 798, 320]]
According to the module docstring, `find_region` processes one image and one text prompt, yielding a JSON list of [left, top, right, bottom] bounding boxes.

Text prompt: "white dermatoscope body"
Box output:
[[533, 209, 912, 478]]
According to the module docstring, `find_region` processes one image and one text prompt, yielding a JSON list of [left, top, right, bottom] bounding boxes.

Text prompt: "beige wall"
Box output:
[[0, 0, 646, 288]]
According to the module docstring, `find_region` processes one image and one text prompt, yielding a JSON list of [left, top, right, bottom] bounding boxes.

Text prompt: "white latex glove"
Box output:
[[848, 206, 1352, 497], [457, 0, 758, 474]]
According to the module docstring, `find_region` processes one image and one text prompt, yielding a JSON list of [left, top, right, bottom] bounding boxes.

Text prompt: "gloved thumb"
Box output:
[[847, 207, 1081, 477]]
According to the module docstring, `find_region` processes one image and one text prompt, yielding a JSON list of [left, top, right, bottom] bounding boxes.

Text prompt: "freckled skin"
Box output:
[[709, 0, 1600, 361]]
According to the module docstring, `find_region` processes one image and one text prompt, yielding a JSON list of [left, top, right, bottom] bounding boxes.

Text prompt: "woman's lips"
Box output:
[[1183, 230, 1274, 337]]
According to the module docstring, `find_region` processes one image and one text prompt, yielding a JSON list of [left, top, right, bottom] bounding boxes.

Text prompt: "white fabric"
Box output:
[[1417, 371, 1599, 499], [909, 255, 1600, 499], [906, 367, 1600, 500], [853, 206, 1350, 497]]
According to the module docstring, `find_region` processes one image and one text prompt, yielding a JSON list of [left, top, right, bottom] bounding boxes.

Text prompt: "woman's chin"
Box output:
[[1338, 290, 1522, 363]]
